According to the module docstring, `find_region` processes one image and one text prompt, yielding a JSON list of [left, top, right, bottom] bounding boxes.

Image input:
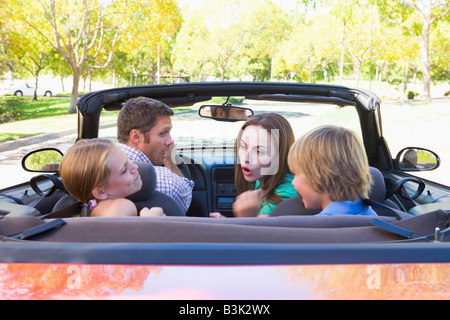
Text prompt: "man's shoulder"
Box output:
[[117, 143, 152, 163]]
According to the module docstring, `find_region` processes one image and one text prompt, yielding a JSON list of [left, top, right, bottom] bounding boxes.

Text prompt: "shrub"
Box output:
[[406, 90, 415, 100], [0, 97, 21, 123]]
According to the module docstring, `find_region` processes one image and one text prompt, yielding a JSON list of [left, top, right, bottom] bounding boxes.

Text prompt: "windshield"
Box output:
[[99, 99, 363, 150], [97, 97, 447, 186]]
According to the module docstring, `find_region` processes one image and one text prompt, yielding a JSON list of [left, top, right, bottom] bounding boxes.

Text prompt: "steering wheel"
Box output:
[[386, 177, 425, 201], [30, 174, 67, 197], [175, 154, 192, 181]]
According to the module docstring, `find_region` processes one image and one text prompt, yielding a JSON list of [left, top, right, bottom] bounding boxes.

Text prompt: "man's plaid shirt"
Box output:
[[118, 143, 194, 213]]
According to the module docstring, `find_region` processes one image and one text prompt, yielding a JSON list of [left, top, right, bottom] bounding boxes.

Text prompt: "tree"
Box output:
[[376, 0, 450, 102], [276, 13, 340, 83], [429, 17, 450, 82], [245, 1, 292, 81], [322, 0, 363, 84], [173, 0, 289, 81], [6, 26, 52, 101], [2, 0, 181, 113], [0, 10, 17, 81], [344, 6, 380, 87], [116, 0, 181, 85], [173, 0, 251, 81], [2, 0, 128, 112], [47, 50, 73, 93]]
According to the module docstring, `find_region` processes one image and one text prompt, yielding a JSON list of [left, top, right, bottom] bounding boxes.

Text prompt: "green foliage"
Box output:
[[207, 97, 245, 105], [0, 96, 69, 122], [417, 149, 437, 165], [0, 97, 21, 123], [0, 0, 448, 92], [24, 150, 63, 171]]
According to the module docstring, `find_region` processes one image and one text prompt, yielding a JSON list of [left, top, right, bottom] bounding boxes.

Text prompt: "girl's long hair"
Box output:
[[234, 113, 295, 209], [60, 139, 115, 205]]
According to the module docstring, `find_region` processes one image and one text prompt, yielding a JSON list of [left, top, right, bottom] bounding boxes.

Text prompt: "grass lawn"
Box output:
[[0, 96, 78, 142], [0, 96, 72, 142], [1, 96, 70, 119], [0, 96, 194, 143]]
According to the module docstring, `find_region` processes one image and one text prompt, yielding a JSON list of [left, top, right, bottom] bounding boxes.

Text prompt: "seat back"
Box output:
[[126, 162, 185, 216], [368, 167, 400, 209], [2, 210, 448, 243]]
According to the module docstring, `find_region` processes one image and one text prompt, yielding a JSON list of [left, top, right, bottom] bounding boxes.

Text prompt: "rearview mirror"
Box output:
[[395, 147, 440, 171], [198, 105, 253, 122], [21, 148, 63, 173]]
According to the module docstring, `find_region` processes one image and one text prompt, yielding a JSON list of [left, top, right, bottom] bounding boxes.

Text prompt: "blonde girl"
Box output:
[[60, 139, 164, 217]]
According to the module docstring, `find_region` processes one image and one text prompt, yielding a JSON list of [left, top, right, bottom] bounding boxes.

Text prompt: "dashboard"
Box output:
[[180, 146, 238, 217]]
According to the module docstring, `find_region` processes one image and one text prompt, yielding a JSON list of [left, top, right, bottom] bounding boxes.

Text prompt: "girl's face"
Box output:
[[291, 173, 329, 209], [102, 146, 142, 199], [238, 125, 278, 182]]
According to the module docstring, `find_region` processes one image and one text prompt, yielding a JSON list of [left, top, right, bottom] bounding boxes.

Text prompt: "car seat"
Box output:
[[126, 162, 185, 216], [368, 167, 400, 210]]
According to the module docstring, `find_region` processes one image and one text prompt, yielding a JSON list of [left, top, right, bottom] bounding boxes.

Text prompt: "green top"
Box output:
[[255, 173, 297, 215]]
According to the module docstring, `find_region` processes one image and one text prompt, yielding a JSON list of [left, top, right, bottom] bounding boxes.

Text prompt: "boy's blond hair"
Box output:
[[60, 139, 115, 204], [288, 125, 372, 202]]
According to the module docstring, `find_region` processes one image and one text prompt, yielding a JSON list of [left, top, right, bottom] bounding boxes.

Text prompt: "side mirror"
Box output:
[[198, 104, 253, 122], [21, 148, 63, 173], [395, 147, 440, 171]]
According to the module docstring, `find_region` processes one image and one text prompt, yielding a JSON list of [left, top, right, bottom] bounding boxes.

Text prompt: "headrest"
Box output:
[[368, 167, 386, 203], [126, 162, 157, 202]]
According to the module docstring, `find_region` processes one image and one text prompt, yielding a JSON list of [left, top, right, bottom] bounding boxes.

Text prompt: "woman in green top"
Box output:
[[254, 173, 297, 215], [233, 113, 297, 217]]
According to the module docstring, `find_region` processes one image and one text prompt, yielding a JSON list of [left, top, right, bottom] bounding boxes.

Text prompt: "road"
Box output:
[[0, 132, 76, 190], [0, 124, 119, 190]]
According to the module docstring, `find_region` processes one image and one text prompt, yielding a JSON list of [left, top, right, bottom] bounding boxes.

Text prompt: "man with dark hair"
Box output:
[[117, 97, 194, 213]]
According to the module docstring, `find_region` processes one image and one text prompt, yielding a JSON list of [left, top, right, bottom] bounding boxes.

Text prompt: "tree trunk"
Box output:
[[420, 26, 431, 102], [219, 62, 225, 81], [60, 76, 65, 93], [68, 69, 81, 114], [33, 76, 39, 101], [354, 62, 361, 88], [403, 57, 410, 94], [339, 21, 346, 84]]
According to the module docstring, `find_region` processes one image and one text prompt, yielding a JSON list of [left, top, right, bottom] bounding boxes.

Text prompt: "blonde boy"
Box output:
[[288, 125, 377, 216]]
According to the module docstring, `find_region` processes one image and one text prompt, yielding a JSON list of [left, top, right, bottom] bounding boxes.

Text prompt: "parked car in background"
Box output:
[[0, 82, 53, 97]]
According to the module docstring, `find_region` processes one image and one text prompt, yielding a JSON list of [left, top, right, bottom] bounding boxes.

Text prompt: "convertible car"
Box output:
[[0, 82, 449, 301]]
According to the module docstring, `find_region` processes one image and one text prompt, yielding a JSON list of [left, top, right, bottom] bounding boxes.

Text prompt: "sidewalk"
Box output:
[[0, 128, 77, 152], [0, 122, 116, 153]]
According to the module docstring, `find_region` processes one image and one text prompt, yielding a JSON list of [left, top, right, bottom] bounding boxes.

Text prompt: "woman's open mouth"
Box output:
[[242, 166, 252, 176]]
